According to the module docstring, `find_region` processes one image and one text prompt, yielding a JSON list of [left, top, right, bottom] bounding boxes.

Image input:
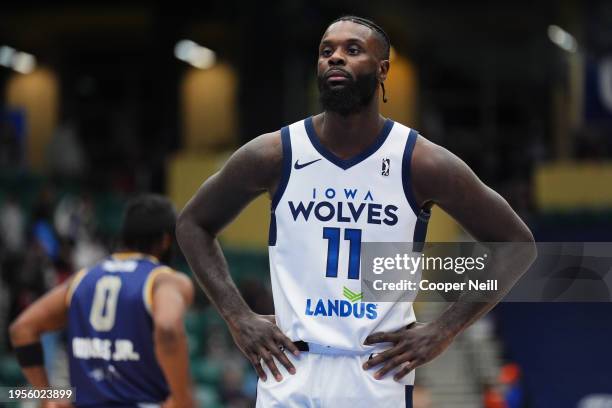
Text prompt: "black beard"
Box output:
[[318, 71, 378, 116]]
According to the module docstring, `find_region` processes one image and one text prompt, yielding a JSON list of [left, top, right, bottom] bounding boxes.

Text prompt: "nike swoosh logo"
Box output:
[[294, 158, 322, 170]]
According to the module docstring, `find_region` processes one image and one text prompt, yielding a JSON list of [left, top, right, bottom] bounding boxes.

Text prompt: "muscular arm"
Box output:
[[410, 136, 536, 334], [9, 282, 69, 387], [176, 132, 281, 321], [151, 272, 195, 408], [176, 131, 299, 381], [364, 135, 536, 380]]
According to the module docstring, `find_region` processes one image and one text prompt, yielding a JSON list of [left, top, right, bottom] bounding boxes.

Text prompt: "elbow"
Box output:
[[9, 317, 32, 346], [492, 224, 537, 267], [516, 226, 537, 266], [509, 218, 535, 244], [518, 227, 535, 246], [526, 231, 537, 265], [175, 209, 198, 248], [176, 209, 216, 247], [154, 321, 186, 350], [522, 225, 535, 244], [8, 320, 20, 345]]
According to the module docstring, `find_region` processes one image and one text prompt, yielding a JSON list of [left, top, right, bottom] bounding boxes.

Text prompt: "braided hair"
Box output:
[[329, 15, 391, 102]]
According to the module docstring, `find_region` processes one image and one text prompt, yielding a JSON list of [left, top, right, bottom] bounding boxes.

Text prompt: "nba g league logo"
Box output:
[[382, 158, 390, 176]]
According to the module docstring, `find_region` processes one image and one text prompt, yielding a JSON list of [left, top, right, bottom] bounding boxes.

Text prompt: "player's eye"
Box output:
[[347, 46, 361, 55], [320, 48, 333, 57]]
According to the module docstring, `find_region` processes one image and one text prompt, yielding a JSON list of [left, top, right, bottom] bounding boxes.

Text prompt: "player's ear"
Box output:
[[161, 233, 172, 252], [379, 59, 390, 82]]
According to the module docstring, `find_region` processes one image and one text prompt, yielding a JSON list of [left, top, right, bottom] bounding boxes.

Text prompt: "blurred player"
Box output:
[[177, 15, 535, 407], [10, 194, 195, 408]]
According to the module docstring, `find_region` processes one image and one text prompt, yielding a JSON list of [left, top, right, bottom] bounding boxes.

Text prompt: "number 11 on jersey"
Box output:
[[323, 227, 362, 279]]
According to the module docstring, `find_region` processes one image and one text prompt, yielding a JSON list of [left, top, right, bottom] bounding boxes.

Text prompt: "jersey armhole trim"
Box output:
[[143, 266, 175, 314], [65, 268, 87, 306], [402, 129, 421, 216], [402, 129, 432, 252], [405, 384, 414, 407], [270, 126, 292, 210], [269, 126, 292, 246]]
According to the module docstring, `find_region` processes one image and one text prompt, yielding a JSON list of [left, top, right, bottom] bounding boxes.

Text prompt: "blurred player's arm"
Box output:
[[9, 281, 69, 388], [176, 131, 299, 382], [151, 271, 196, 408], [364, 135, 537, 380]]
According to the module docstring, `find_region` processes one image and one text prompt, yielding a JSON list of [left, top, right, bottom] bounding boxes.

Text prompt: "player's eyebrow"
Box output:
[[320, 37, 367, 47]]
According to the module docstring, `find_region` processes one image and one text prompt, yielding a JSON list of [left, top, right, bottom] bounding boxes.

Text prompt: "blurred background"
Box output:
[[1, 1, 612, 407]]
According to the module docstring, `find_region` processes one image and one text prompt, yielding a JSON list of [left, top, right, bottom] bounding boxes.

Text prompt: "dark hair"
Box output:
[[330, 15, 391, 60], [328, 15, 391, 102], [120, 194, 176, 253]]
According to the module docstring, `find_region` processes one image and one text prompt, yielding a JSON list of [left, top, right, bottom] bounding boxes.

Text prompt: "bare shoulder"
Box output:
[[411, 133, 478, 208], [153, 270, 195, 305], [225, 130, 283, 193], [410, 132, 534, 242], [239, 130, 282, 164], [412, 134, 459, 176]]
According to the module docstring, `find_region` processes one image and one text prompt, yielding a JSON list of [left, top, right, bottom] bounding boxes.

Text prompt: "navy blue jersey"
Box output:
[[66, 253, 171, 407]]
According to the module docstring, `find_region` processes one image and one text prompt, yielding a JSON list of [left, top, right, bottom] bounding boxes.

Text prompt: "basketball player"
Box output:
[[10, 195, 195, 408], [176, 16, 536, 407]]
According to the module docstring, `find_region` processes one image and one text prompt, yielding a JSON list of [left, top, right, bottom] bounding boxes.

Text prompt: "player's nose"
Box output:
[[328, 49, 346, 66]]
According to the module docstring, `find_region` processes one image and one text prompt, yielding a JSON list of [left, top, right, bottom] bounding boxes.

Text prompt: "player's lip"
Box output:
[[325, 69, 351, 81]]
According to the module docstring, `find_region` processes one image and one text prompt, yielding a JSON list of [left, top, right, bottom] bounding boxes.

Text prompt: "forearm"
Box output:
[[155, 325, 194, 406], [22, 367, 50, 388], [176, 216, 252, 323], [9, 282, 69, 388], [433, 241, 537, 337], [10, 324, 49, 387]]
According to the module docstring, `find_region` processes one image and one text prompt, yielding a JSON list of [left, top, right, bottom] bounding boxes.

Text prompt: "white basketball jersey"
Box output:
[[268, 116, 429, 352]]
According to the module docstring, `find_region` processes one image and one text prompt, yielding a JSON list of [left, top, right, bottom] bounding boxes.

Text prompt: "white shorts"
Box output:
[[256, 345, 415, 408]]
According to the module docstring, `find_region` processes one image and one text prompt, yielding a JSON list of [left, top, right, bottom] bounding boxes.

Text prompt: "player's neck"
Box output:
[[317, 105, 385, 160], [114, 247, 161, 261]]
